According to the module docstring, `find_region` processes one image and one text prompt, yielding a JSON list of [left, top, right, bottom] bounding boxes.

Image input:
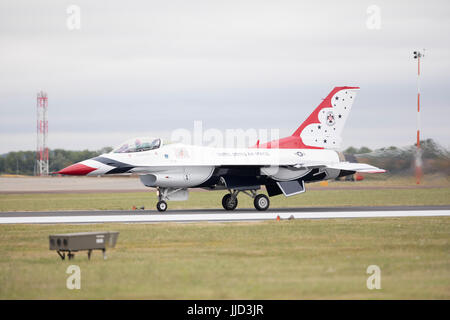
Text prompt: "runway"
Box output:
[[0, 205, 449, 224]]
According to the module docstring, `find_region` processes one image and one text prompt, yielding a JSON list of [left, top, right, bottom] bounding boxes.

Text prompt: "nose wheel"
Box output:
[[156, 200, 167, 212], [156, 187, 170, 212]]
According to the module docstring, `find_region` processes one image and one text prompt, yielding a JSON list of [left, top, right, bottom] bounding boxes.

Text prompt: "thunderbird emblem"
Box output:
[[326, 111, 335, 126]]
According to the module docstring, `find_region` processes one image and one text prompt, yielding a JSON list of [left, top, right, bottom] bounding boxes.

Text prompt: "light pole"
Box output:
[[413, 50, 425, 184]]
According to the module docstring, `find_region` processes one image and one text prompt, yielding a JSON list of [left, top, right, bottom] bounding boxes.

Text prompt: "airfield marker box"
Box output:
[[49, 231, 119, 260]]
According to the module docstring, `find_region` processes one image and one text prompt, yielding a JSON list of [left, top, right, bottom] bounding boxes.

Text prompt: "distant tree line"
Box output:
[[352, 139, 450, 175], [0, 147, 112, 175], [343, 146, 373, 155]]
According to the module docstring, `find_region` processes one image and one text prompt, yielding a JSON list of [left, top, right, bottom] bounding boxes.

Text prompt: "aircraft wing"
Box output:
[[292, 161, 386, 173]]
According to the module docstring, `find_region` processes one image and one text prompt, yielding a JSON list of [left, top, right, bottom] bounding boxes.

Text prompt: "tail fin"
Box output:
[[258, 86, 359, 149]]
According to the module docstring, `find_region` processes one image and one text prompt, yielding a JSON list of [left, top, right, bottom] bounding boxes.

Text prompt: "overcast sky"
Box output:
[[1, 0, 449, 153]]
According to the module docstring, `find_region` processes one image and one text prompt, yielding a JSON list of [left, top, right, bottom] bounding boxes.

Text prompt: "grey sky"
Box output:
[[1, 0, 449, 153]]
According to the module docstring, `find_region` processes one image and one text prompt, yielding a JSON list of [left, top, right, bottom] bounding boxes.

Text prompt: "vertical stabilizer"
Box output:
[[258, 86, 359, 149]]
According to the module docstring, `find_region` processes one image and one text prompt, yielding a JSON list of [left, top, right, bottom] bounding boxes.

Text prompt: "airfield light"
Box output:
[[49, 231, 119, 260]]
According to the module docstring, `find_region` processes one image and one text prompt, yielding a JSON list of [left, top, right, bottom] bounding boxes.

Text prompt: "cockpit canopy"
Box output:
[[112, 137, 161, 153]]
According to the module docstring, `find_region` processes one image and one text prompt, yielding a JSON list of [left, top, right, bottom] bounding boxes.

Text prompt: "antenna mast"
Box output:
[[36, 91, 49, 176]]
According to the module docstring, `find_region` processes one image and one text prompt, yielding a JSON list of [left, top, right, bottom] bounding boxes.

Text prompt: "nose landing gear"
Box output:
[[155, 187, 172, 212], [155, 187, 189, 212]]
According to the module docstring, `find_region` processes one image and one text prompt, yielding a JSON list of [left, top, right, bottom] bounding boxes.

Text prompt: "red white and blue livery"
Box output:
[[57, 87, 385, 212]]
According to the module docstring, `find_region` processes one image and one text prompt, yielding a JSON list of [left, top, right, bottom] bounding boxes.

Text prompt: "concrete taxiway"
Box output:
[[0, 205, 449, 224]]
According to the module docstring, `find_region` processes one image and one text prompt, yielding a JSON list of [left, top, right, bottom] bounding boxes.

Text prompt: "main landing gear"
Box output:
[[221, 190, 270, 211], [222, 192, 238, 211]]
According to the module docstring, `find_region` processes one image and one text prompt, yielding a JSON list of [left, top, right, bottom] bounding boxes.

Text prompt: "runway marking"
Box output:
[[0, 210, 449, 224]]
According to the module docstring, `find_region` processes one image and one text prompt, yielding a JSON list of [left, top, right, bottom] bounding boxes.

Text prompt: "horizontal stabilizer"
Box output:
[[324, 162, 386, 173], [291, 161, 385, 173]]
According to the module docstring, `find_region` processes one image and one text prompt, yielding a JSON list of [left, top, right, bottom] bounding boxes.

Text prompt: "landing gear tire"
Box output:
[[156, 200, 167, 212], [254, 194, 270, 211], [222, 194, 238, 211]]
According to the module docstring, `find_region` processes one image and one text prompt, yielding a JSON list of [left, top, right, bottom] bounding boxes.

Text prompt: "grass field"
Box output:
[[1, 177, 449, 299], [0, 217, 449, 299]]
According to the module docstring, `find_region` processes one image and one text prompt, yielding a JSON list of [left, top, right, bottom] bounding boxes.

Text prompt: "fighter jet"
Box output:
[[57, 86, 385, 212]]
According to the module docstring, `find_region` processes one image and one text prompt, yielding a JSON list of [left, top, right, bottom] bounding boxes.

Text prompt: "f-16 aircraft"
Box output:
[[57, 86, 385, 212]]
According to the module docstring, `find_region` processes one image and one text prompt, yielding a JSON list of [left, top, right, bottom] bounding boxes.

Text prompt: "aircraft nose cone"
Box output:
[[57, 163, 96, 175]]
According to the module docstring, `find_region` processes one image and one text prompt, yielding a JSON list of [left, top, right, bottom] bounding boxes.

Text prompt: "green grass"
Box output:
[[1, 188, 449, 212], [0, 217, 449, 299]]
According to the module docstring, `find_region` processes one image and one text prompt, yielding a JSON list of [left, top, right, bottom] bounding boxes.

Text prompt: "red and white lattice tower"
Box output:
[[413, 50, 425, 184], [36, 91, 49, 176]]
